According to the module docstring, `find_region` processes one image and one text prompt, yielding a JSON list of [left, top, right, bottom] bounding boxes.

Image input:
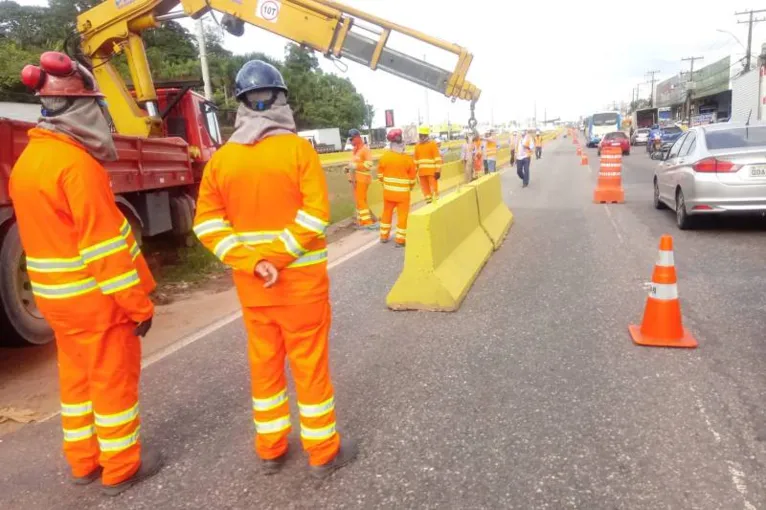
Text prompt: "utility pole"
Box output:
[[423, 54, 430, 126], [646, 70, 660, 107], [195, 19, 213, 100], [736, 9, 766, 72], [682, 56, 704, 122]]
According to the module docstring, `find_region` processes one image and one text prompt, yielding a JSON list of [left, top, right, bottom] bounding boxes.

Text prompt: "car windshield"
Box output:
[[661, 126, 682, 134], [592, 113, 619, 126], [705, 127, 766, 149], [605, 132, 627, 140]]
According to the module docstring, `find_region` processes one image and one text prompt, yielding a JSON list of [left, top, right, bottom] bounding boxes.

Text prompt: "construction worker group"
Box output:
[[9, 51, 545, 497]]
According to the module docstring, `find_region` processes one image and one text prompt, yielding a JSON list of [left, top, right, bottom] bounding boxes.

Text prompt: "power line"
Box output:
[[646, 70, 660, 107], [735, 9, 766, 72]]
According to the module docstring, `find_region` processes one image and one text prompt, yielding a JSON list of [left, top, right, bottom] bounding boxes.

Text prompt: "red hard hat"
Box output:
[[20, 52, 103, 98], [386, 128, 403, 142]]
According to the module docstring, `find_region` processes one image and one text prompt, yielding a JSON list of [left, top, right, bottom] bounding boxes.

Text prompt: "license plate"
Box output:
[[749, 166, 766, 178], [611, 142, 621, 146]]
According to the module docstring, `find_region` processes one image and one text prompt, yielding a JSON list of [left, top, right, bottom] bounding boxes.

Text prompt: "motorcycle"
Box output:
[[648, 135, 662, 155]]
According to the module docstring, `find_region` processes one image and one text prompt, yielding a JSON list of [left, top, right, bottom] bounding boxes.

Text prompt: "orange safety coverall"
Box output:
[[9, 128, 155, 486], [350, 144, 373, 225], [377, 150, 417, 245], [413, 140, 442, 204], [472, 139, 484, 178], [193, 134, 340, 466]]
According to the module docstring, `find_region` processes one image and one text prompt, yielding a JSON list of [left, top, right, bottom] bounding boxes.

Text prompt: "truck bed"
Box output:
[[0, 118, 194, 206]]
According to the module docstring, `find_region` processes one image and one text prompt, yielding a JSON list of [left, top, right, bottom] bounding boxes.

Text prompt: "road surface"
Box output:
[[1, 137, 765, 509]]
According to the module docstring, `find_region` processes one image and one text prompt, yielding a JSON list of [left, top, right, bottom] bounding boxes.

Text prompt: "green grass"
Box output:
[[148, 237, 226, 285]]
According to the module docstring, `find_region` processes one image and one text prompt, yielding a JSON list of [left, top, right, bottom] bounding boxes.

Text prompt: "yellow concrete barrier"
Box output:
[[386, 186, 493, 311], [465, 173, 513, 250]]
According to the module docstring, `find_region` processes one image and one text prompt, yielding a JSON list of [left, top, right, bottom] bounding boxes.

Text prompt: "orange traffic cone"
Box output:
[[581, 154, 588, 165], [629, 235, 697, 348], [593, 146, 625, 203], [576, 147, 582, 156]]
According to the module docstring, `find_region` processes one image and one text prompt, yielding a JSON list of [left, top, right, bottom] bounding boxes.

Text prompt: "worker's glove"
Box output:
[[134, 317, 153, 338]]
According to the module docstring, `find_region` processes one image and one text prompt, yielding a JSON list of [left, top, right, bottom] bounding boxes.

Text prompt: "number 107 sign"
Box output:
[[256, 0, 281, 23]]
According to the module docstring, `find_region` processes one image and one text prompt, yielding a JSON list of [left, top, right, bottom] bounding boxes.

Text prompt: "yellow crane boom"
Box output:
[[76, 0, 482, 138]]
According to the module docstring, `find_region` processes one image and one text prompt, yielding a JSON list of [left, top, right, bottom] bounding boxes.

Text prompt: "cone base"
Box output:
[[628, 324, 698, 348], [593, 188, 625, 204]]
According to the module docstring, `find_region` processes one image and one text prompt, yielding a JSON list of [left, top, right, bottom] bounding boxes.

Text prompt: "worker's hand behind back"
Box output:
[[255, 260, 279, 288], [134, 316, 153, 338]]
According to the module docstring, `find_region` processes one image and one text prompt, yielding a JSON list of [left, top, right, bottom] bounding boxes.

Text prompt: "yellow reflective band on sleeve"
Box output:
[[98, 426, 140, 452], [298, 397, 335, 418], [300, 422, 337, 441], [288, 249, 328, 269], [80, 236, 129, 264], [252, 390, 288, 412], [214, 234, 243, 261], [26, 255, 87, 273], [295, 210, 328, 235], [130, 242, 140, 261], [61, 400, 93, 417], [94, 403, 139, 428], [279, 230, 307, 258], [193, 218, 233, 238], [119, 219, 130, 238], [239, 231, 280, 245], [63, 424, 96, 442], [98, 269, 140, 295], [31, 277, 98, 299], [254, 415, 291, 435], [363, 161, 373, 169]]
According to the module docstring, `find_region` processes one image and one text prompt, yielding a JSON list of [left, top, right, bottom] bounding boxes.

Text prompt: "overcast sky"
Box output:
[[18, 0, 766, 127]]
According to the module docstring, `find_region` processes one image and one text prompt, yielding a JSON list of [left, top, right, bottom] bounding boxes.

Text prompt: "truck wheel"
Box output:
[[0, 223, 53, 346]]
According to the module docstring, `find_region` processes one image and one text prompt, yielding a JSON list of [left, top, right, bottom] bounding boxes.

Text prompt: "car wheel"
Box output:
[[653, 179, 667, 210], [676, 188, 694, 230]]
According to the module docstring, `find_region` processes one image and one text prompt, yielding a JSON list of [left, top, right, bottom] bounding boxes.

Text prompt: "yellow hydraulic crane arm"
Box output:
[[76, 0, 482, 138]]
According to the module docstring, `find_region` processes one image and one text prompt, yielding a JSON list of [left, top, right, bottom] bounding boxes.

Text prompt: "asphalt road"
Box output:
[[1, 137, 765, 509]]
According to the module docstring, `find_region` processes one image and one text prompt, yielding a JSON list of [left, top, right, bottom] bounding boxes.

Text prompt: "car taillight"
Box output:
[[692, 158, 741, 173]]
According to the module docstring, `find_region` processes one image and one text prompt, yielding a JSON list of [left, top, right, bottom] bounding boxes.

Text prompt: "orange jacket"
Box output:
[[472, 139, 484, 170], [413, 140, 442, 176], [378, 150, 416, 202], [351, 144, 373, 183], [9, 128, 155, 326], [194, 134, 330, 307]]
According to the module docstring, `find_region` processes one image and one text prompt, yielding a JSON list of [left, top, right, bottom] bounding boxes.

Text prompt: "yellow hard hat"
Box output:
[[418, 125, 430, 135]]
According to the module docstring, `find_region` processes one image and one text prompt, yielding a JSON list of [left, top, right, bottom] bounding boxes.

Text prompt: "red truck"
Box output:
[[0, 85, 221, 346]]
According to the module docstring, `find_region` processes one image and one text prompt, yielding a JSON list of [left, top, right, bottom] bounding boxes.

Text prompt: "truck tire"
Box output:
[[0, 223, 53, 346]]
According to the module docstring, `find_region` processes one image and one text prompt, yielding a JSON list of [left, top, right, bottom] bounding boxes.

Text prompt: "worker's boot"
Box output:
[[71, 466, 102, 486], [101, 446, 163, 497], [395, 242, 405, 249], [260, 452, 287, 476], [309, 438, 359, 480]]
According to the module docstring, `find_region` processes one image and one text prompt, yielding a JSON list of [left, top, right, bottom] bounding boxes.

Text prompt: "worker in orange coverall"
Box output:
[[346, 128, 376, 228], [377, 128, 417, 247], [193, 60, 357, 478], [413, 125, 442, 204], [10, 52, 161, 496]]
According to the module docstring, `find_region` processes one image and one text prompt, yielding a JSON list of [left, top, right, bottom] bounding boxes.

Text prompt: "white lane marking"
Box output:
[[602, 205, 624, 243], [695, 397, 721, 443], [727, 461, 757, 510]]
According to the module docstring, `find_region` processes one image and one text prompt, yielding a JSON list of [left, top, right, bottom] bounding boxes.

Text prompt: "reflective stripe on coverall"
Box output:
[[351, 144, 374, 225], [193, 134, 340, 466], [377, 150, 417, 244], [413, 140, 442, 203], [9, 128, 155, 486]]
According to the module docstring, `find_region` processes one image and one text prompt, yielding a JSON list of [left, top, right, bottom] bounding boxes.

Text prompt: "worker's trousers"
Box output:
[[354, 178, 373, 226], [243, 300, 341, 466], [380, 196, 410, 245], [55, 317, 142, 486], [419, 174, 438, 204], [463, 159, 473, 183]]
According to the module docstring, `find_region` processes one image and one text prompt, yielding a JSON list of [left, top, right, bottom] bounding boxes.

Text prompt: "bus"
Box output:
[[586, 111, 622, 147]]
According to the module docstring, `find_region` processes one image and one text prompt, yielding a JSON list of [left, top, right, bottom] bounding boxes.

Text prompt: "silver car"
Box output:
[[652, 123, 766, 229], [631, 128, 650, 146]]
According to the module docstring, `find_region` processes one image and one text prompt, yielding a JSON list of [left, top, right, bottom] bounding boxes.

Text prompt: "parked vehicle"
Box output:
[[631, 128, 650, 146], [651, 123, 766, 229], [298, 128, 342, 153], [598, 131, 630, 156]]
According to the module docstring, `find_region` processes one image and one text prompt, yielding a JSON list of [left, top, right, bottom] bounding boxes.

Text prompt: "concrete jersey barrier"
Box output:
[[386, 186, 493, 312], [465, 173, 513, 250]]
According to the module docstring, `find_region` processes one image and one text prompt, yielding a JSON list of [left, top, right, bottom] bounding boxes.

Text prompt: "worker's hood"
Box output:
[[390, 141, 405, 154], [229, 94, 296, 145], [37, 97, 117, 162]]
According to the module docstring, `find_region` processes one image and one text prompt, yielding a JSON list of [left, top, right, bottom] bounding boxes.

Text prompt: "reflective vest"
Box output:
[[535, 135, 543, 147], [413, 140, 442, 176], [378, 150, 417, 201], [351, 144, 373, 183], [194, 134, 330, 306], [485, 139, 498, 160], [9, 128, 155, 325]]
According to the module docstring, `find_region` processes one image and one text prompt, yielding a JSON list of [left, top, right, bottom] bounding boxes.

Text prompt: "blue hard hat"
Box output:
[[234, 60, 288, 100], [348, 128, 361, 138]]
